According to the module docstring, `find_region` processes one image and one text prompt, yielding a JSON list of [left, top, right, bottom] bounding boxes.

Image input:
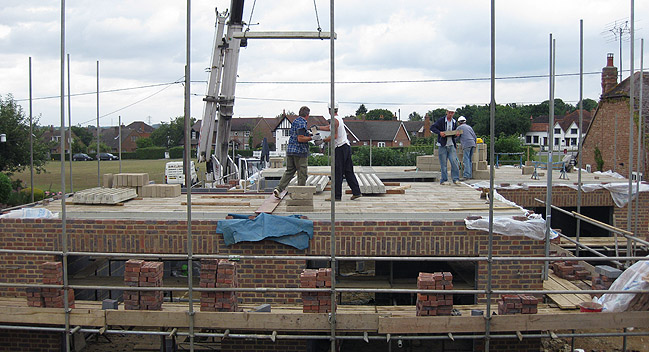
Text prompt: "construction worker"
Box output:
[[317, 103, 362, 201], [456, 116, 477, 180], [273, 106, 321, 198], [430, 107, 461, 185]]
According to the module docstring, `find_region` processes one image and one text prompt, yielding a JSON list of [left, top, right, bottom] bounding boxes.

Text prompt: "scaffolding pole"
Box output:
[[576, 19, 584, 257], [626, 0, 636, 268]]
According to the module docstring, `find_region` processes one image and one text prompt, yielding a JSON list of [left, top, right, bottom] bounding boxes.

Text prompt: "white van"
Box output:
[[165, 161, 198, 185]]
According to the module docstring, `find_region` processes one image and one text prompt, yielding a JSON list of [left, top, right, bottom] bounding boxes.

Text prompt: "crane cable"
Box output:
[[245, 0, 257, 32], [313, 0, 322, 32]]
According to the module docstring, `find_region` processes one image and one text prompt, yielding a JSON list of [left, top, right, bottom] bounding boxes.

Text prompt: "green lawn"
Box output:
[[12, 158, 198, 193]]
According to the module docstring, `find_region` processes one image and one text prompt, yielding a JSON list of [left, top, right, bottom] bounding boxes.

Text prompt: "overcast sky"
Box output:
[[1, 0, 647, 128]]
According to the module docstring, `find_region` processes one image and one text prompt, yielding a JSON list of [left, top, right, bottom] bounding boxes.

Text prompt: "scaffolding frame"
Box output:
[[2, 0, 649, 351]]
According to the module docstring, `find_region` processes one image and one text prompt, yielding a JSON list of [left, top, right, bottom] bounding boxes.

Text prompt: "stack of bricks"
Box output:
[[123, 259, 164, 311], [497, 294, 538, 315], [551, 260, 590, 281], [416, 272, 454, 316], [286, 186, 316, 212], [591, 265, 623, 298], [199, 259, 240, 312], [300, 268, 332, 313], [141, 184, 181, 198], [26, 262, 75, 308]]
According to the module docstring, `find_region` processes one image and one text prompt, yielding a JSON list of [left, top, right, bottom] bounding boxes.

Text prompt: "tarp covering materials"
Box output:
[[216, 213, 313, 250]]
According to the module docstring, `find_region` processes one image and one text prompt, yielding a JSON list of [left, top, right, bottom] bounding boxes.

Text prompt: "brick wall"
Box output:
[[582, 98, 649, 178], [473, 336, 543, 352], [221, 338, 307, 352], [0, 217, 545, 305], [497, 186, 649, 241], [0, 329, 61, 351]]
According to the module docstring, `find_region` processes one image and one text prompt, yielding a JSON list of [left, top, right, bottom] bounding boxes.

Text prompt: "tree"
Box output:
[[365, 109, 394, 121], [0, 95, 49, 175], [355, 104, 367, 116], [577, 98, 598, 111], [408, 111, 423, 121], [150, 116, 194, 148], [71, 126, 94, 146], [136, 137, 154, 149], [87, 141, 111, 153], [71, 138, 86, 153]]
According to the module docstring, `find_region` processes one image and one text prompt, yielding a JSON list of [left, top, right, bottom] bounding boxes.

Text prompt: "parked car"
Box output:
[[97, 152, 119, 160], [72, 153, 93, 161]]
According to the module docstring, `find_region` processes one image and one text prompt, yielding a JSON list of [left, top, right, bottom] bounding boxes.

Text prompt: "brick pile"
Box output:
[[300, 268, 332, 313], [497, 294, 538, 315], [591, 265, 623, 298], [416, 272, 454, 316], [199, 259, 240, 312], [26, 262, 75, 308], [551, 260, 590, 281], [123, 259, 164, 310]]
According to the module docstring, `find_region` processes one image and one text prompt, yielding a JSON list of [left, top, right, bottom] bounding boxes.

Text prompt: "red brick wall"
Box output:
[[497, 186, 649, 241], [221, 338, 307, 352], [0, 329, 61, 351], [0, 218, 545, 305], [473, 336, 543, 352], [582, 98, 648, 178]]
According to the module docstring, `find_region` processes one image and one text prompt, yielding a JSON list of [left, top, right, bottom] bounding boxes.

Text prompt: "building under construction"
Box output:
[[2, 1, 649, 351]]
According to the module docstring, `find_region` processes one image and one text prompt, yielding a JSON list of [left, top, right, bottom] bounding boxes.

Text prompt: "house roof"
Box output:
[[343, 120, 407, 141], [99, 126, 140, 149], [403, 121, 424, 134], [126, 121, 154, 133], [601, 71, 649, 118], [283, 115, 328, 128], [528, 110, 593, 133]]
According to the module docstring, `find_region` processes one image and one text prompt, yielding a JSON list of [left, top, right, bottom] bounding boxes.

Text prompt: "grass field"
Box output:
[[12, 158, 198, 193]]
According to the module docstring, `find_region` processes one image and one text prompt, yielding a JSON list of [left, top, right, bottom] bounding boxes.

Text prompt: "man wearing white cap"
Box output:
[[430, 107, 460, 185], [456, 116, 477, 180]]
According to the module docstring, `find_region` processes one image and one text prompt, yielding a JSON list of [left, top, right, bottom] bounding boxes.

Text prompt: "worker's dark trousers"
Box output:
[[334, 143, 361, 200]]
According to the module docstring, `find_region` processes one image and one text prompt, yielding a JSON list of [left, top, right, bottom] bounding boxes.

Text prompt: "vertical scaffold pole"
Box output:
[[329, 1, 338, 351], [60, 1, 71, 351], [485, 1, 496, 351], [544, 35, 555, 280], [626, 0, 635, 267], [184, 2, 195, 352], [635, 39, 644, 236], [576, 20, 583, 257]]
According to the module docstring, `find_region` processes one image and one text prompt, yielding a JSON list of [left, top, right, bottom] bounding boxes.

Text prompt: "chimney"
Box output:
[[424, 114, 431, 137], [601, 53, 618, 95]]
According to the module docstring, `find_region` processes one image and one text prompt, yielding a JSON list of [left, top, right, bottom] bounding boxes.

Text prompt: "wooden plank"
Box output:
[[0, 306, 105, 327], [382, 182, 401, 186], [548, 273, 593, 304], [543, 276, 587, 309], [255, 190, 287, 214], [200, 195, 267, 199], [448, 206, 520, 211], [378, 311, 649, 333]]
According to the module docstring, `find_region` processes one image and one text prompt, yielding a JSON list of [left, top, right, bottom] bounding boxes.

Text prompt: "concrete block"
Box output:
[[477, 161, 488, 170], [103, 174, 114, 188], [102, 299, 119, 310], [287, 185, 316, 195], [252, 304, 271, 312], [595, 265, 623, 279], [290, 192, 314, 200], [522, 165, 534, 175]]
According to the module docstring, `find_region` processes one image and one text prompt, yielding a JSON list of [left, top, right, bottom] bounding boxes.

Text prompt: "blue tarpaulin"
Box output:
[[216, 213, 314, 250]]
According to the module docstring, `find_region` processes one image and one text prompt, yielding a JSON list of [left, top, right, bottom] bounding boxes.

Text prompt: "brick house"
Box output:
[[99, 126, 151, 153], [40, 126, 76, 155], [343, 119, 411, 147], [581, 54, 649, 178]]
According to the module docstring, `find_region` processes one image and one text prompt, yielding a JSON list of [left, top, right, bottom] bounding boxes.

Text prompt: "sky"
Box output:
[[1, 0, 647, 128]]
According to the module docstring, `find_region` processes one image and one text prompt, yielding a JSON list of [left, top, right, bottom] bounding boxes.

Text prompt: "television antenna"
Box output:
[[602, 19, 630, 81]]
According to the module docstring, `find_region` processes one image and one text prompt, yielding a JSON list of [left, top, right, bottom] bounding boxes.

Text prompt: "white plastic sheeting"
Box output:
[[597, 256, 649, 312], [464, 213, 557, 241], [469, 180, 649, 208], [0, 208, 59, 219]]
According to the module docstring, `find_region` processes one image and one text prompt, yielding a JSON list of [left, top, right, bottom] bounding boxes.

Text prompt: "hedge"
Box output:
[[135, 147, 167, 159]]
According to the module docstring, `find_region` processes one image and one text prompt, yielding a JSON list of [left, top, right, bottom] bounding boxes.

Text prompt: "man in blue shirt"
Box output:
[[430, 108, 460, 185], [273, 106, 320, 198], [456, 116, 478, 180]]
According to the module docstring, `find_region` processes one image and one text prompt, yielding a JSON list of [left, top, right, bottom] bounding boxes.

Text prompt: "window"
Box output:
[[399, 142, 403, 147], [244, 131, 250, 137], [283, 129, 290, 137], [533, 136, 539, 143], [244, 144, 249, 150], [570, 128, 578, 134], [554, 128, 561, 134], [272, 131, 276, 137], [233, 131, 238, 136], [363, 142, 368, 146], [281, 144, 287, 151], [572, 138, 577, 146], [526, 136, 532, 143], [131, 136, 137, 142], [377, 142, 386, 147], [555, 138, 560, 145], [191, 131, 196, 139]]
